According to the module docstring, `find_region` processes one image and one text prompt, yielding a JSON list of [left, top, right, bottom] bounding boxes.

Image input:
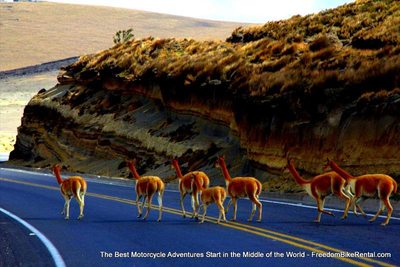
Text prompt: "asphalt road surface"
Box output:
[[0, 167, 399, 267]]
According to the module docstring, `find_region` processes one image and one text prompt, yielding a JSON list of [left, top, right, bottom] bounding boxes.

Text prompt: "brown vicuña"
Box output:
[[190, 174, 227, 224], [127, 160, 165, 222], [286, 157, 351, 222], [53, 164, 87, 220], [324, 159, 398, 226], [215, 156, 262, 222], [171, 159, 210, 218]]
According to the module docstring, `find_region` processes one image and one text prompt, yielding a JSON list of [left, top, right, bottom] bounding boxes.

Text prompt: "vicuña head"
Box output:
[[52, 164, 87, 220]]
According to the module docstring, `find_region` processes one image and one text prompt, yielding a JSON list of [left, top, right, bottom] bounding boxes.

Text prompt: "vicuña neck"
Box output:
[[53, 167, 63, 185], [172, 161, 184, 179], [218, 158, 232, 181], [287, 162, 309, 185], [329, 161, 353, 180], [128, 162, 141, 180]]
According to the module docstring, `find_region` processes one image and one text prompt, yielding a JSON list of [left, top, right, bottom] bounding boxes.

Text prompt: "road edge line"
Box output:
[[0, 207, 66, 267]]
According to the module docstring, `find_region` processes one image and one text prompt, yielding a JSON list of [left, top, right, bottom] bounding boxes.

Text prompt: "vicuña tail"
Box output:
[[256, 180, 262, 196]]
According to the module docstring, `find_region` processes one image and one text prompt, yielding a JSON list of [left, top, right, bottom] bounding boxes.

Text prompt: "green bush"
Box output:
[[113, 28, 134, 44]]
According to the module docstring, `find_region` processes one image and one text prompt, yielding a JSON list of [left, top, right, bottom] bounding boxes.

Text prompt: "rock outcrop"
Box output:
[[9, 0, 400, 191]]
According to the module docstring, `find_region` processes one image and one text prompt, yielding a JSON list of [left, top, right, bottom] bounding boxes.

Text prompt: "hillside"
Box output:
[[9, 0, 400, 191], [0, 2, 246, 71]]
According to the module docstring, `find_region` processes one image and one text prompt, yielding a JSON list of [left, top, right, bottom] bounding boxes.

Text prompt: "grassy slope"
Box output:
[[0, 2, 246, 71], [66, 0, 400, 115]]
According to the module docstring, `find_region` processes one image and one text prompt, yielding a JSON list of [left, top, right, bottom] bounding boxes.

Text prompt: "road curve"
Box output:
[[0, 167, 399, 267]]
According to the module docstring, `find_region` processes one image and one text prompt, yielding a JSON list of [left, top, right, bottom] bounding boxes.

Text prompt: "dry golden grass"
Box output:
[[0, 2, 247, 71], [61, 0, 399, 121], [227, 0, 400, 47]]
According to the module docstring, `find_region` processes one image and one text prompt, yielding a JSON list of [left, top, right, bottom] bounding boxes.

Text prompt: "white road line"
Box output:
[[258, 198, 400, 221], [0, 207, 66, 267], [0, 167, 53, 177]]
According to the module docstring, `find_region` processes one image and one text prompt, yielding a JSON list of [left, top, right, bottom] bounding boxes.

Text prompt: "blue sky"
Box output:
[[47, 0, 354, 23]]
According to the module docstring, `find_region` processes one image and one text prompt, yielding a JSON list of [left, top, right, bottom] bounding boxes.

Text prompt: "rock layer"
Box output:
[[9, 0, 400, 191], [9, 75, 400, 191]]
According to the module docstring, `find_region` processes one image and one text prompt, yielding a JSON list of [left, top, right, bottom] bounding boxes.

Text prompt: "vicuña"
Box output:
[[127, 160, 165, 222], [215, 156, 262, 222], [324, 159, 398, 226], [171, 159, 210, 218], [190, 174, 227, 223], [53, 164, 87, 220], [286, 157, 351, 222]]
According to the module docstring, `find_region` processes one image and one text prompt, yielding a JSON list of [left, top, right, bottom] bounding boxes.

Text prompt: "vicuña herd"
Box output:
[[52, 156, 398, 226]]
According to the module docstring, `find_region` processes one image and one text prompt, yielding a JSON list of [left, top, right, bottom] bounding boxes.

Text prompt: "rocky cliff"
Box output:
[[9, 0, 400, 191]]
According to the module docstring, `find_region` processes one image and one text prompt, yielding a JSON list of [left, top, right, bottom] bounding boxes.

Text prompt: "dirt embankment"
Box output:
[[7, 0, 400, 191]]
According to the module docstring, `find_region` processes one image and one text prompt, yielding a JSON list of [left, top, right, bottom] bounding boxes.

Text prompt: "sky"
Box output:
[[45, 0, 354, 23]]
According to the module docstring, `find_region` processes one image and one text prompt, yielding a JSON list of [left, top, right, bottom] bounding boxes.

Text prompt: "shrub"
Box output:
[[113, 28, 134, 44]]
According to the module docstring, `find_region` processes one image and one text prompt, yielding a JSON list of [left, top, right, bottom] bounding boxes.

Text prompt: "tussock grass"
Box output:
[[63, 0, 400, 119]]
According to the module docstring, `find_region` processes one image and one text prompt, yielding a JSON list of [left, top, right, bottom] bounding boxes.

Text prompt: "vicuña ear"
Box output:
[[325, 158, 332, 166], [280, 166, 287, 173], [286, 154, 292, 164]]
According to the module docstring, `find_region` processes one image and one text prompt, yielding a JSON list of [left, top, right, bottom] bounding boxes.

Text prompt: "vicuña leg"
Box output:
[[381, 197, 393, 226], [248, 194, 262, 222], [248, 203, 256, 222], [232, 198, 238, 221], [216, 202, 226, 223], [62, 196, 71, 220], [200, 204, 207, 224], [225, 199, 232, 214], [157, 191, 163, 222], [315, 197, 333, 222], [338, 191, 351, 220], [180, 192, 187, 218], [76, 196, 84, 220], [73, 188, 84, 220], [352, 197, 367, 217], [136, 195, 143, 218], [190, 193, 199, 219], [333, 181, 351, 220], [143, 194, 154, 220], [81, 193, 86, 207], [370, 200, 385, 223], [372, 195, 393, 226]]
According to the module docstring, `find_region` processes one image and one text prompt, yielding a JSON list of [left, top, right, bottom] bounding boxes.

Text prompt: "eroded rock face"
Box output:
[[9, 81, 244, 186], [9, 72, 400, 191], [8, 0, 400, 191]]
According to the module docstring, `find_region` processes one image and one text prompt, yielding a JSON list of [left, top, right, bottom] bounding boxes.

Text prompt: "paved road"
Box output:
[[0, 167, 399, 267]]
